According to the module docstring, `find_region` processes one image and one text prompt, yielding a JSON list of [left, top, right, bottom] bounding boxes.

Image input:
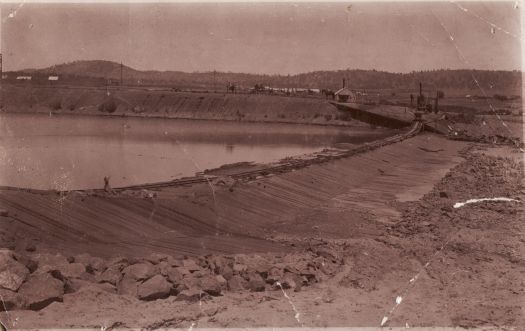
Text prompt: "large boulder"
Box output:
[[190, 269, 209, 279], [176, 289, 207, 302], [74, 254, 106, 273], [146, 253, 170, 265], [77, 271, 97, 283], [266, 266, 284, 284], [251, 262, 271, 278], [156, 261, 170, 276], [182, 259, 201, 272], [166, 256, 184, 267], [117, 275, 139, 297], [96, 264, 122, 285], [12, 253, 38, 274], [59, 263, 86, 279], [208, 256, 232, 274], [0, 288, 26, 310], [227, 275, 247, 291], [97, 282, 117, 294], [215, 275, 227, 289], [0, 250, 30, 291], [31, 253, 87, 280], [279, 273, 302, 292], [173, 266, 191, 277], [137, 275, 171, 301], [18, 273, 64, 310], [31, 253, 68, 273], [65, 278, 88, 293], [122, 262, 155, 281], [296, 260, 319, 283], [220, 265, 234, 280], [232, 263, 248, 274], [199, 275, 222, 296], [107, 256, 129, 269], [65, 279, 116, 294], [181, 275, 200, 290], [247, 273, 266, 292], [167, 267, 184, 285]]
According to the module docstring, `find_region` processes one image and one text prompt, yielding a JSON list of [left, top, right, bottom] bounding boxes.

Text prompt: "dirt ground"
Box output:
[[0, 88, 523, 328], [1, 134, 523, 329]]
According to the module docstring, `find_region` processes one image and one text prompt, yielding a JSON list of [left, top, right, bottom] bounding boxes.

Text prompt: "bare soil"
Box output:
[[1, 134, 523, 329]]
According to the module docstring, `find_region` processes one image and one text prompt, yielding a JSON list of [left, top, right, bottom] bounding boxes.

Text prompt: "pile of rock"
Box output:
[[391, 152, 524, 238], [0, 249, 58, 311], [449, 131, 523, 147], [0, 248, 344, 311]]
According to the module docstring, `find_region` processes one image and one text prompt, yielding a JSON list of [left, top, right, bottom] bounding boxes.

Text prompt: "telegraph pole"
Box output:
[[120, 61, 123, 89], [213, 69, 216, 93]]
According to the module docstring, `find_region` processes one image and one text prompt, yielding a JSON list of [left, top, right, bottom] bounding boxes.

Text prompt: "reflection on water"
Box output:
[[225, 144, 235, 153], [0, 113, 393, 190]]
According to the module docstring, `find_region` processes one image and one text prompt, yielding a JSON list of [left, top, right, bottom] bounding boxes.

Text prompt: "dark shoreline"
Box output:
[[0, 108, 376, 129]]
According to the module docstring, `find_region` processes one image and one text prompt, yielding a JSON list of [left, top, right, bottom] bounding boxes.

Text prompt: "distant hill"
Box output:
[[7, 60, 523, 94], [36, 60, 142, 78]]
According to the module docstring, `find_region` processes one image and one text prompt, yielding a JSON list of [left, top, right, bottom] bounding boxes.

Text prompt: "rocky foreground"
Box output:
[[0, 241, 344, 312]]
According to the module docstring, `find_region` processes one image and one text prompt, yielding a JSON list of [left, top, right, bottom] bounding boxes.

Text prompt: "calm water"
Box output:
[[0, 113, 392, 190]]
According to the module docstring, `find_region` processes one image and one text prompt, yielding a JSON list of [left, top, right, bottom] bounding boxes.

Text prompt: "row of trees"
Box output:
[[12, 61, 522, 93], [288, 69, 522, 91]]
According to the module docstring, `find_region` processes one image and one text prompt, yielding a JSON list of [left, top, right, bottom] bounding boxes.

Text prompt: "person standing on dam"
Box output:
[[103, 176, 111, 192]]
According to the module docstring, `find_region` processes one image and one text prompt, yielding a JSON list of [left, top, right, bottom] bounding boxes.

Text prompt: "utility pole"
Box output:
[[120, 61, 123, 89], [213, 69, 216, 93], [0, 53, 3, 89]]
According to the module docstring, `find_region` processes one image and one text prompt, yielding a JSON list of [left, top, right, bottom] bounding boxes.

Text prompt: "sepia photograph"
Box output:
[[0, 0, 523, 329]]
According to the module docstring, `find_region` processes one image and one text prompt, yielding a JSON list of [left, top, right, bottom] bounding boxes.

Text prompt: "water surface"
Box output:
[[0, 113, 392, 190]]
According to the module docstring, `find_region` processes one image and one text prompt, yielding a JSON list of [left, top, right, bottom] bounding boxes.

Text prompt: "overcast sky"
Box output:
[[1, 1, 522, 74]]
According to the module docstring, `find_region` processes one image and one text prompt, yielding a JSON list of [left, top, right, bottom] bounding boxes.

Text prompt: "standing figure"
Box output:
[[226, 82, 236, 94], [104, 176, 111, 192]]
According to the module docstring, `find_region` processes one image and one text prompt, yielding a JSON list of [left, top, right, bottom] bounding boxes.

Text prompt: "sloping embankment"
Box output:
[[0, 133, 467, 258], [330, 101, 413, 129], [0, 85, 360, 126]]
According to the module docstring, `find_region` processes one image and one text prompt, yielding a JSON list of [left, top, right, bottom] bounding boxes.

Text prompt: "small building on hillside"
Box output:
[[295, 88, 308, 94], [48, 76, 59, 81], [16, 76, 32, 80], [335, 87, 355, 102]]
